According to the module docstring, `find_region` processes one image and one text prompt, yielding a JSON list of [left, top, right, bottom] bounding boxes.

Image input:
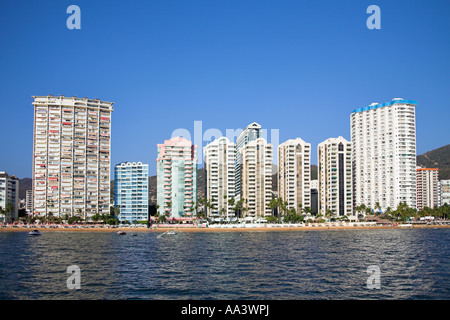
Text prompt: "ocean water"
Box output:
[[0, 228, 449, 300]]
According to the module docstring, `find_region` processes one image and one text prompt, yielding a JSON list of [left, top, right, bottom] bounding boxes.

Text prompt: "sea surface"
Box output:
[[0, 228, 449, 299]]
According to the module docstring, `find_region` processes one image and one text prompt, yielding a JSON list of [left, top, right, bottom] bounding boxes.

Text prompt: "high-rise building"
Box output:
[[351, 98, 417, 213], [235, 122, 262, 198], [204, 137, 236, 221], [416, 168, 439, 210], [26, 189, 33, 214], [240, 137, 273, 218], [0, 171, 19, 222], [32, 95, 114, 219], [441, 179, 450, 206], [278, 138, 311, 212], [157, 137, 197, 218], [318, 136, 353, 218], [114, 162, 149, 223], [310, 180, 318, 215]]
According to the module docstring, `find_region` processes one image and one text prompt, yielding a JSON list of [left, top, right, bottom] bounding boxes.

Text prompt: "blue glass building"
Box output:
[[114, 162, 149, 223]]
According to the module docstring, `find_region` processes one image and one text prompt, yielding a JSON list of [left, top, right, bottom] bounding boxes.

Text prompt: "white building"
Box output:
[[26, 189, 33, 214], [0, 171, 19, 222], [351, 98, 417, 213], [318, 136, 354, 218], [416, 168, 439, 210], [204, 137, 236, 221], [32, 95, 114, 219], [156, 137, 198, 218], [240, 137, 273, 218], [235, 122, 263, 198], [440, 179, 450, 206], [278, 138, 311, 212]]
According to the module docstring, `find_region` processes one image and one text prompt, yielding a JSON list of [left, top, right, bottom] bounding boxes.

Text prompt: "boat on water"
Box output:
[[29, 229, 41, 236], [117, 231, 126, 235], [157, 230, 177, 238]]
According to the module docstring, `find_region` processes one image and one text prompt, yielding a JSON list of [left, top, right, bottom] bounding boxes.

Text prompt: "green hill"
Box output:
[[417, 144, 450, 179]]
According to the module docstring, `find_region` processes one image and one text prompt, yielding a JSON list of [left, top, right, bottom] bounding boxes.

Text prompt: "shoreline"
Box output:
[[1, 224, 449, 233]]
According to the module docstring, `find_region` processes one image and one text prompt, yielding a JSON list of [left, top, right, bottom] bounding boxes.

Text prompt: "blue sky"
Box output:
[[0, 0, 449, 178]]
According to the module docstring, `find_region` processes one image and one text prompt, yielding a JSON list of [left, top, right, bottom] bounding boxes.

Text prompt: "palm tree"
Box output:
[[6, 203, 14, 223], [0, 206, 5, 222]]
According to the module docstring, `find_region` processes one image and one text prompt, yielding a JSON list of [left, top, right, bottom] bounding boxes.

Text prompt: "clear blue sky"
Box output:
[[0, 0, 449, 178]]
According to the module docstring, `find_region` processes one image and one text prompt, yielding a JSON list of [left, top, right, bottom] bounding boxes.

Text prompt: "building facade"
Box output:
[[114, 162, 149, 223], [204, 137, 236, 221], [240, 137, 273, 218], [26, 189, 33, 214], [351, 98, 417, 213], [441, 179, 450, 206], [235, 122, 262, 198], [32, 95, 114, 219], [278, 138, 311, 212], [0, 172, 19, 222], [157, 137, 197, 218], [416, 168, 439, 210], [318, 136, 353, 218]]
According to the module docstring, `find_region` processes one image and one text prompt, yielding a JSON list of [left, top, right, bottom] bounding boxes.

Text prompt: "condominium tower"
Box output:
[[235, 122, 262, 198], [114, 162, 149, 223], [32, 95, 113, 218], [351, 98, 417, 212], [318, 136, 353, 218], [204, 137, 236, 220], [240, 137, 273, 218], [441, 180, 450, 206], [416, 168, 439, 210], [156, 137, 197, 218], [278, 138, 311, 212], [0, 171, 19, 222]]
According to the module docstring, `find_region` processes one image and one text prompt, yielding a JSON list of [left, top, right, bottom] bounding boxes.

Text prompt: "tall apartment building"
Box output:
[[278, 138, 311, 212], [441, 179, 450, 206], [240, 137, 273, 218], [318, 137, 353, 218], [351, 98, 417, 213], [114, 162, 149, 223], [204, 137, 236, 220], [32, 95, 113, 219], [235, 122, 262, 198], [416, 168, 439, 210], [157, 137, 197, 218], [26, 189, 33, 214], [0, 171, 19, 222]]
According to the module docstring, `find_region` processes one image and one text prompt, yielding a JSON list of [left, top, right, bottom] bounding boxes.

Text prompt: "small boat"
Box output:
[[157, 230, 177, 238], [29, 229, 41, 236], [117, 231, 126, 235]]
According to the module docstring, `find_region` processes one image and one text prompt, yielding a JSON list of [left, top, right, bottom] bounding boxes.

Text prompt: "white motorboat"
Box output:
[[29, 229, 41, 236], [117, 230, 126, 235]]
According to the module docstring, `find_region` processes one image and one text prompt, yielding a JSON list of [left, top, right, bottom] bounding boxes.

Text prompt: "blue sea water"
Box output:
[[0, 228, 449, 300]]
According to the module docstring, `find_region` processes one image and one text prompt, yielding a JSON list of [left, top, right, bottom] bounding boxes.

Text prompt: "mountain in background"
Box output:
[[18, 144, 449, 201], [417, 144, 450, 180]]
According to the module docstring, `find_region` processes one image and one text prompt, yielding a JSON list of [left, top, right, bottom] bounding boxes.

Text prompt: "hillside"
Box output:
[[417, 144, 450, 180]]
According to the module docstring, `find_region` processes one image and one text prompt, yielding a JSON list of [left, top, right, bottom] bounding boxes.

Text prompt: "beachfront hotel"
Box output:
[[156, 137, 198, 218], [351, 98, 417, 213], [114, 162, 149, 223], [318, 136, 353, 218], [0, 171, 19, 222], [278, 138, 311, 213], [441, 180, 450, 206], [204, 137, 236, 221], [416, 168, 439, 210], [235, 122, 263, 198], [240, 137, 273, 218], [32, 95, 113, 219]]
